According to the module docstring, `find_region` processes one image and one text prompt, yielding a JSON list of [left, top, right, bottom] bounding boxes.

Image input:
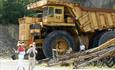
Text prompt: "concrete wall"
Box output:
[[0, 24, 18, 56], [73, 0, 115, 9], [0, 24, 19, 58]]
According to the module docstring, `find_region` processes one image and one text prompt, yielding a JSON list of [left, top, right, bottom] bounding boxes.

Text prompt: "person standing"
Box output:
[[27, 42, 37, 70], [17, 42, 25, 70]]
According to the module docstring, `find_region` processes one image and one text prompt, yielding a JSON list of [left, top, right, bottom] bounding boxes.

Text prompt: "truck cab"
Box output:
[[42, 6, 64, 23], [18, 0, 81, 59]]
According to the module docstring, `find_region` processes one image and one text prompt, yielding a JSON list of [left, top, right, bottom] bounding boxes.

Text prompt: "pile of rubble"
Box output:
[[0, 24, 18, 58]]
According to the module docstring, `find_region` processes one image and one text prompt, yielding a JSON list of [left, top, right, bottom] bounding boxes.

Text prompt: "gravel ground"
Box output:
[[0, 58, 115, 70]]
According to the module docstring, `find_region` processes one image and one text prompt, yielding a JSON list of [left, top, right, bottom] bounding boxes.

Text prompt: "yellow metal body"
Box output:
[[18, 17, 42, 42], [43, 6, 64, 23], [26, 0, 115, 32], [19, 0, 115, 48]]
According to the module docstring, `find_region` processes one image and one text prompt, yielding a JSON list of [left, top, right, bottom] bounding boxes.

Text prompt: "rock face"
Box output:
[[73, 0, 115, 9], [0, 24, 18, 56]]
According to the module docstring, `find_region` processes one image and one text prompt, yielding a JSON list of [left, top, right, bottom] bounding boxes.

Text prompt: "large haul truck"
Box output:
[[18, 0, 115, 66]]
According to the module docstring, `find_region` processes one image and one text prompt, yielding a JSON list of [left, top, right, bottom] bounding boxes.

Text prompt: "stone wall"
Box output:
[[0, 24, 18, 57], [73, 0, 115, 9]]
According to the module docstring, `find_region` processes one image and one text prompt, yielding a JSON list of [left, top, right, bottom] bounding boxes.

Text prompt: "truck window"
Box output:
[[48, 7, 54, 17], [43, 7, 48, 17], [55, 9, 62, 14], [30, 24, 41, 29]]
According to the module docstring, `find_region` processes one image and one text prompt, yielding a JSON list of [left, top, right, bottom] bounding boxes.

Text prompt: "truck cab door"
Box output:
[[54, 7, 64, 23], [43, 6, 64, 23], [43, 6, 54, 23]]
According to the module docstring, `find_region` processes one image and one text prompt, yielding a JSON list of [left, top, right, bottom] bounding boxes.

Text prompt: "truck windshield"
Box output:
[[43, 7, 54, 17], [48, 7, 54, 17], [43, 7, 48, 16]]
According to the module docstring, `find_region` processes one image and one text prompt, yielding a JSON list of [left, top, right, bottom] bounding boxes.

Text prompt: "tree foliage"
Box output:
[[0, 0, 114, 24], [0, 0, 37, 24]]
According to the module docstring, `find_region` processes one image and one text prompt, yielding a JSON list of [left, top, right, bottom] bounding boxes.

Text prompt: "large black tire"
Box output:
[[91, 32, 104, 48], [43, 31, 76, 58], [98, 31, 115, 45], [91, 32, 105, 66], [103, 56, 115, 67], [98, 31, 115, 67]]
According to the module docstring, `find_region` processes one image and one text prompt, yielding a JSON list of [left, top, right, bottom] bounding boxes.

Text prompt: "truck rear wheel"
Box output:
[[98, 31, 115, 67], [43, 31, 76, 59], [91, 31, 105, 66], [103, 56, 115, 67], [92, 31, 115, 67]]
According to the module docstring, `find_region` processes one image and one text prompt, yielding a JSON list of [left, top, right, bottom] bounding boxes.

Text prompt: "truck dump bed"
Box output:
[[78, 7, 115, 32]]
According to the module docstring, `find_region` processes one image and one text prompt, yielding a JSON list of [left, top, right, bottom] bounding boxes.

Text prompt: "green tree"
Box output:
[[1, 0, 24, 24], [1, 0, 37, 24]]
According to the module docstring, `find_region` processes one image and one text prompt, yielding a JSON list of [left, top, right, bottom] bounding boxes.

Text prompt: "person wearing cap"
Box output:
[[17, 42, 25, 70], [27, 42, 37, 70]]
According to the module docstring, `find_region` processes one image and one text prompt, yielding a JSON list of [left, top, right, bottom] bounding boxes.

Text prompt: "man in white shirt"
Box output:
[[27, 42, 37, 70]]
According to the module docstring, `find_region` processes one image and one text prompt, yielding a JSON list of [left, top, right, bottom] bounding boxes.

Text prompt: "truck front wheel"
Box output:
[[43, 31, 76, 59]]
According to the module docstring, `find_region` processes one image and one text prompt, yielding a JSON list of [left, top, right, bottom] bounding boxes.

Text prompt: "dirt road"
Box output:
[[0, 59, 72, 70], [0, 59, 115, 70]]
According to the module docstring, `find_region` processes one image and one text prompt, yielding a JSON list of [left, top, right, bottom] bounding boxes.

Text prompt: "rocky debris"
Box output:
[[0, 46, 11, 57], [0, 24, 18, 58], [73, 0, 115, 9]]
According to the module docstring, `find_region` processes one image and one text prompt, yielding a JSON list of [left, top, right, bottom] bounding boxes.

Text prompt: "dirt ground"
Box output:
[[0, 58, 115, 70]]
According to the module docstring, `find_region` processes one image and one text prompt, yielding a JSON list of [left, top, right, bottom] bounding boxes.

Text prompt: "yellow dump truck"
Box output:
[[18, 0, 115, 66]]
